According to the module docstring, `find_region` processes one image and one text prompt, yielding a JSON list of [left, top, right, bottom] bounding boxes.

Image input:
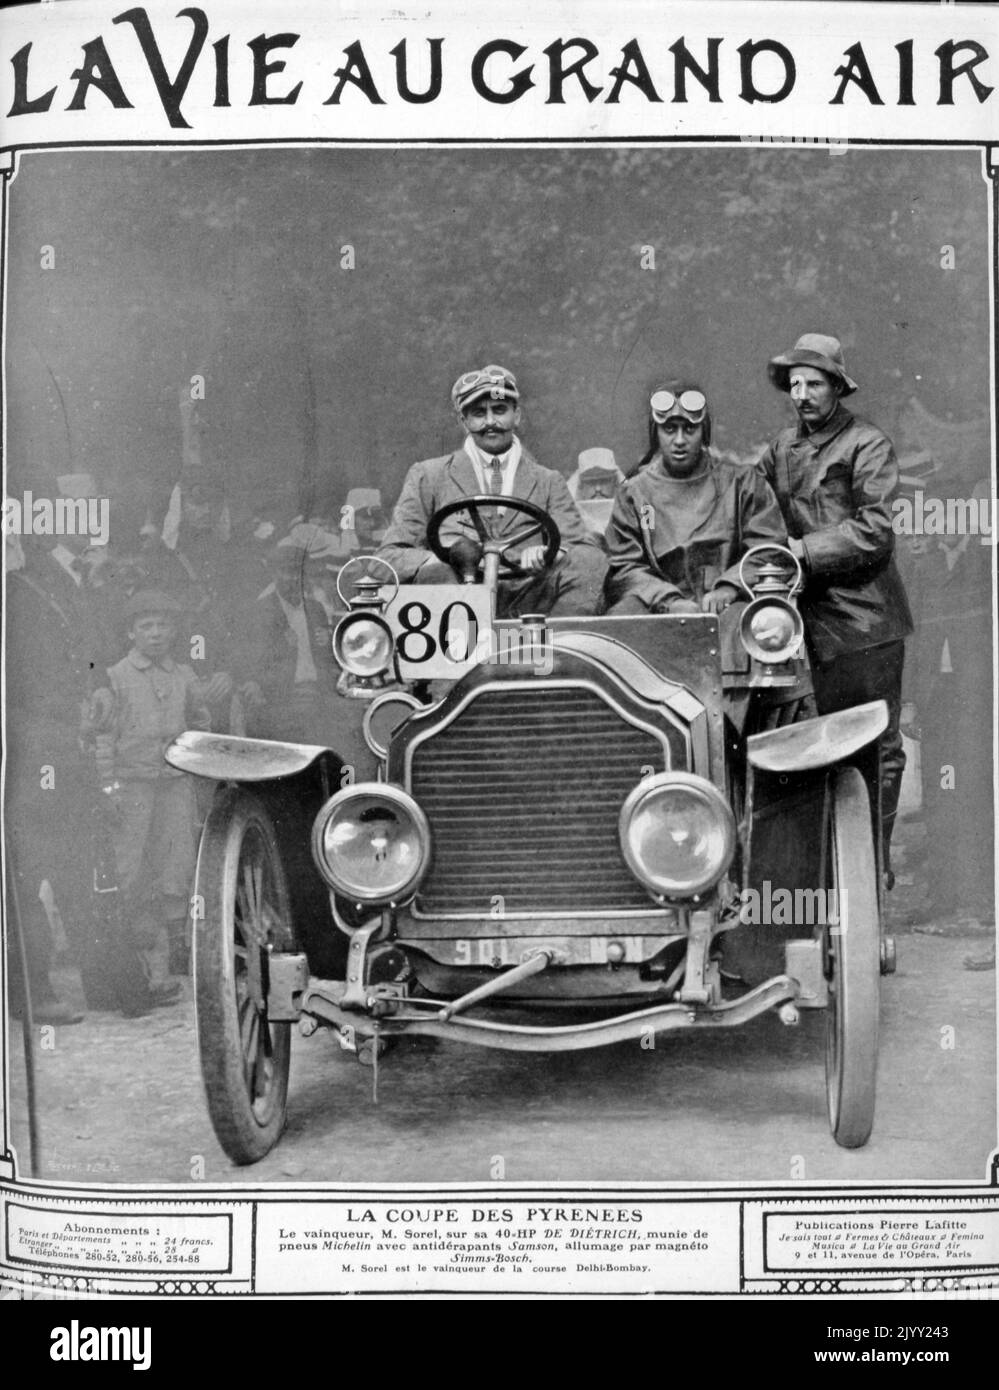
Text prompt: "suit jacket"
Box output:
[[378, 446, 594, 583]]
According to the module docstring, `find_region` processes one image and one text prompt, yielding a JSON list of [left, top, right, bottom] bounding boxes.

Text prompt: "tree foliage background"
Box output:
[[6, 145, 991, 532]]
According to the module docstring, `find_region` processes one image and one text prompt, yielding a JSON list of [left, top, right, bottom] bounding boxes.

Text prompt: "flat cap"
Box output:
[[451, 363, 519, 413]]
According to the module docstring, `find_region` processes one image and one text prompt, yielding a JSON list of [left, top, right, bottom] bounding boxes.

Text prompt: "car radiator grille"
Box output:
[[409, 686, 668, 914]]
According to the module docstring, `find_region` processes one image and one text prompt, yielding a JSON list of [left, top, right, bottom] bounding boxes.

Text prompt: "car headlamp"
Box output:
[[311, 783, 431, 905], [619, 772, 735, 899], [739, 597, 804, 665], [332, 611, 395, 678]]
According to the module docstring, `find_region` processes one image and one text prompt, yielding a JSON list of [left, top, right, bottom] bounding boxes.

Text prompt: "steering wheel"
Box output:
[[426, 495, 561, 579]]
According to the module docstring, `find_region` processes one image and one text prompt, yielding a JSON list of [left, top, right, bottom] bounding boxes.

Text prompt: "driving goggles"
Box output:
[[650, 388, 707, 423], [452, 365, 519, 407]]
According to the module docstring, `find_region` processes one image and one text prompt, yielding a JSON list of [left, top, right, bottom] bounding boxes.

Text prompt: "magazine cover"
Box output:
[[0, 0, 996, 1325]]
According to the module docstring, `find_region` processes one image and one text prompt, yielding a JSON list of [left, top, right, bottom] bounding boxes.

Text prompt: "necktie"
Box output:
[[488, 458, 504, 496]]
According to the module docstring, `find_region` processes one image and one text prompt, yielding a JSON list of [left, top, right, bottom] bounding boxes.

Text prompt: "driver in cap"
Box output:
[[378, 363, 606, 617]]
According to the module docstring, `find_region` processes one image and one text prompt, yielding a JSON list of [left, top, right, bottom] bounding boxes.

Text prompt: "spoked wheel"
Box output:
[[194, 789, 295, 1164], [823, 765, 881, 1148]]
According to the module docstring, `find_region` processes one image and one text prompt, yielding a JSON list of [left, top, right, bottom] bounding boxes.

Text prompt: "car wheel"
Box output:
[[823, 765, 880, 1149], [194, 788, 294, 1164]]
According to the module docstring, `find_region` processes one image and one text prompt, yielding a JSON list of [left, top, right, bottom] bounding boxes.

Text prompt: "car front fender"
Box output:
[[747, 700, 888, 774], [165, 730, 332, 782], [735, 702, 888, 974]]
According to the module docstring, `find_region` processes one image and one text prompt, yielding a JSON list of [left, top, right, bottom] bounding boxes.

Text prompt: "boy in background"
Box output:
[[92, 590, 210, 1011]]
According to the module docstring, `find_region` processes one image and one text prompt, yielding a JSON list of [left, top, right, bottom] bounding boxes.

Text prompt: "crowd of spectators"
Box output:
[[5, 471, 386, 1021]]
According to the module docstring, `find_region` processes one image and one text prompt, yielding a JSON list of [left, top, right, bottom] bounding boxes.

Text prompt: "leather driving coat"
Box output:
[[758, 404, 913, 662]]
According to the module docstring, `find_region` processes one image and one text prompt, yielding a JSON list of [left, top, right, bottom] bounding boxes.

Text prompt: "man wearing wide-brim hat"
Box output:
[[760, 333, 914, 885], [378, 363, 606, 616]]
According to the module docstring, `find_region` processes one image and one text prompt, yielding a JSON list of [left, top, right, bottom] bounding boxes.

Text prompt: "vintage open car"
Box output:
[[166, 495, 895, 1164]]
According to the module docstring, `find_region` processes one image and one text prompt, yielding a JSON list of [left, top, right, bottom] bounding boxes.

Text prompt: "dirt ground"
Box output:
[[3, 816, 995, 1186], [4, 930, 995, 1189]]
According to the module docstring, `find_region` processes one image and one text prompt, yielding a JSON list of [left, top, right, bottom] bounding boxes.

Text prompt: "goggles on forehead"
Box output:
[[650, 388, 707, 424], [452, 365, 518, 405]]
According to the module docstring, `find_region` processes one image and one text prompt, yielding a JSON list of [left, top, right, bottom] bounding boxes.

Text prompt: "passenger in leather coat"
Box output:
[[759, 334, 914, 880]]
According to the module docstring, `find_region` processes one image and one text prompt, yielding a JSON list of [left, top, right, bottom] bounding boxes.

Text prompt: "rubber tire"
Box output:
[[825, 765, 881, 1149], [194, 788, 294, 1164]]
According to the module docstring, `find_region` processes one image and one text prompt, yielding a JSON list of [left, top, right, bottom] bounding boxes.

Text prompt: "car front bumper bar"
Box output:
[[298, 974, 802, 1053]]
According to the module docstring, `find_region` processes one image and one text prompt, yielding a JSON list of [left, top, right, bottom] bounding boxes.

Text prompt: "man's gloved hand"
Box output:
[[447, 537, 484, 581], [702, 583, 741, 614], [415, 557, 459, 583], [516, 543, 549, 572], [655, 595, 699, 615]]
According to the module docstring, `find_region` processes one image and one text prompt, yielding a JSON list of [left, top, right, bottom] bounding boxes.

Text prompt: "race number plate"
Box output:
[[384, 585, 495, 680]]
